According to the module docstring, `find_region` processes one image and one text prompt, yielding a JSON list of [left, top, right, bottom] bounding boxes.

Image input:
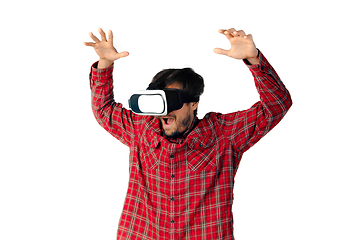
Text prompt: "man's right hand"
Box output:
[[84, 28, 129, 69]]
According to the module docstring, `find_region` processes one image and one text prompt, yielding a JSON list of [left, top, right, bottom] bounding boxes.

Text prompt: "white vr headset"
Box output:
[[129, 88, 199, 116]]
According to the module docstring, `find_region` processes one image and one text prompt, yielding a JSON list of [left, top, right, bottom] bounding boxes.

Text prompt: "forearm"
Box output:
[[248, 50, 292, 119], [90, 62, 115, 122], [89, 62, 143, 146], [221, 51, 292, 154], [90, 63, 122, 139]]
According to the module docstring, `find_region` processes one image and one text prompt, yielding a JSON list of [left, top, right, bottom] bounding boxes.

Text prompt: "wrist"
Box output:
[[245, 49, 259, 65], [98, 58, 114, 69]]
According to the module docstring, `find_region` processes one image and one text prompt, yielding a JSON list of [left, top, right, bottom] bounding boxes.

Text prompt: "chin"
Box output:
[[164, 129, 182, 138]]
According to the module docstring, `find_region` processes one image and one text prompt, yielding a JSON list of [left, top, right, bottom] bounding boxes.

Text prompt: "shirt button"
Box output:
[[170, 154, 174, 158], [171, 220, 175, 223], [170, 197, 174, 201], [171, 174, 175, 178]]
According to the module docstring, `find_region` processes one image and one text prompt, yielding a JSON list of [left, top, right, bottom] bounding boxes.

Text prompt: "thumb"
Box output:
[[116, 51, 130, 59], [213, 48, 229, 56]]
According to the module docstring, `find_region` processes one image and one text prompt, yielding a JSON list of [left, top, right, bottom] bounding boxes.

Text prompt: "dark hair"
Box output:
[[150, 68, 204, 116]]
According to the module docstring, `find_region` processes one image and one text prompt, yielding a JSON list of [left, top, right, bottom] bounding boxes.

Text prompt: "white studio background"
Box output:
[[1, 0, 359, 239]]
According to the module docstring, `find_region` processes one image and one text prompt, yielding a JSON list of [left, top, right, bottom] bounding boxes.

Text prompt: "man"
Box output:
[[84, 28, 292, 240]]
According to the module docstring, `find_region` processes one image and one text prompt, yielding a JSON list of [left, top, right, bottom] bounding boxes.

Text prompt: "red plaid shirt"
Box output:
[[89, 50, 292, 240]]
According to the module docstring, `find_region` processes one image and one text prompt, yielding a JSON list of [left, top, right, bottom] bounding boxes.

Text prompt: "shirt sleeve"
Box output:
[[89, 62, 146, 147], [214, 50, 292, 156]]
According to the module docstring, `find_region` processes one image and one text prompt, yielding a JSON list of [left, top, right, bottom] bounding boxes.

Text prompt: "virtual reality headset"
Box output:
[[128, 88, 199, 116]]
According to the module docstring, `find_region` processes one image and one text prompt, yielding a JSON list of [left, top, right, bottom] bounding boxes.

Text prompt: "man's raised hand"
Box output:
[[213, 28, 259, 64], [84, 28, 129, 68]]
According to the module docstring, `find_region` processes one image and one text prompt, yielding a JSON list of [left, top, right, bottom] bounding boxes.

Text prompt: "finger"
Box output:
[[244, 33, 253, 40], [117, 51, 130, 59], [111, 51, 130, 61], [225, 28, 236, 34], [223, 28, 236, 39], [98, 28, 107, 42], [218, 28, 236, 35], [89, 32, 100, 43], [83, 41, 96, 47], [213, 48, 229, 56], [108, 30, 113, 45], [233, 30, 246, 37]]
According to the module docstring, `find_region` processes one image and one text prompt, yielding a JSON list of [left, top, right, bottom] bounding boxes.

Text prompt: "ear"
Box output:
[[190, 102, 199, 111]]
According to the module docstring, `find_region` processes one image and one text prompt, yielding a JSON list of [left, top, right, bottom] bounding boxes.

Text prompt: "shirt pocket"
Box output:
[[186, 137, 217, 172], [139, 135, 162, 170], [140, 145, 161, 170]]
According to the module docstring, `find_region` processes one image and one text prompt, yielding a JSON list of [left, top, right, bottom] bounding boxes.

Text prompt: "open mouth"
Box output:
[[162, 117, 175, 126]]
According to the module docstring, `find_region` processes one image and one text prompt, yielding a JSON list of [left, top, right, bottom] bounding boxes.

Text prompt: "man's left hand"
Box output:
[[214, 28, 259, 64]]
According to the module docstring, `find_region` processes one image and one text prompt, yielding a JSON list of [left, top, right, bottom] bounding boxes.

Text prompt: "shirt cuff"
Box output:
[[91, 61, 114, 72], [89, 61, 114, 83]]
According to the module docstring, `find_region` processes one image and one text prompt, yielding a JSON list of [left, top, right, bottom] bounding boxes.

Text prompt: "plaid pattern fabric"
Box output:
[[89, 50, 292, 240]]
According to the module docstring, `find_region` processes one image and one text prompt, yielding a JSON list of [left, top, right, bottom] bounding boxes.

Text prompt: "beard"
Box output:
[[163, 112, 192, 138]]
